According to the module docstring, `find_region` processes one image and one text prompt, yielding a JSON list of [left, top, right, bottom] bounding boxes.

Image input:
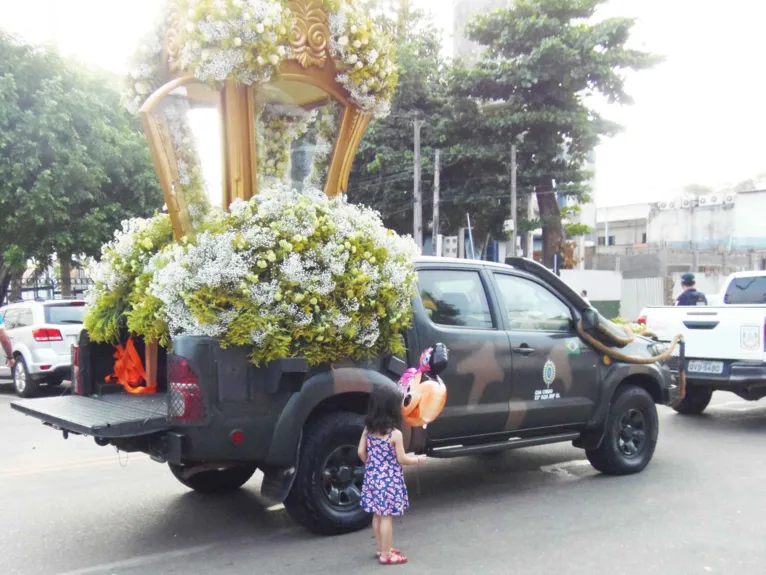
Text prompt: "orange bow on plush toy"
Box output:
[[398, 344, 449, 428]]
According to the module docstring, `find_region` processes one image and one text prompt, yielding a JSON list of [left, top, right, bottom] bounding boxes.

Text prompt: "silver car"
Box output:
[[0, 300, 86, 397]]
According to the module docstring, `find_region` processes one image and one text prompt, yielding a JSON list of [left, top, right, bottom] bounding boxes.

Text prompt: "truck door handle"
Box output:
[[513, 345, 535, 356]]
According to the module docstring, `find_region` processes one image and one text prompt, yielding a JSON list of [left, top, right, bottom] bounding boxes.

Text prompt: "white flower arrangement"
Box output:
[[329, 3, 398, 118], [86, 183, 417, 365], [122, 0, 398, 121], [179, 0, 292, 85]]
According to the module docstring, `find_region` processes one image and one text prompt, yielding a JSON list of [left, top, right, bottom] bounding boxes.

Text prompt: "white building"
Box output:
[[648, 188, 766, 249], [597, 203, 650, 247]]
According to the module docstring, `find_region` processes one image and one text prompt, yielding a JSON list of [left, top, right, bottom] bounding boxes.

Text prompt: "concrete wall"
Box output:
[[560, 269, 622, 317]]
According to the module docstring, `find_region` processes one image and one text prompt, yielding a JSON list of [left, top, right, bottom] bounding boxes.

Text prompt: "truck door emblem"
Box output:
[[542, 360, 556, 387]]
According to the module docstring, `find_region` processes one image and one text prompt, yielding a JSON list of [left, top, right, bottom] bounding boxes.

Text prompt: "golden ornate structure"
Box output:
[[138, 0, 375, 241]]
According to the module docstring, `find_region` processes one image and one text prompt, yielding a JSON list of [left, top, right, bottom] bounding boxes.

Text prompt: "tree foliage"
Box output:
[[0, 31, 162, 300], [455, 0, 661, 266]]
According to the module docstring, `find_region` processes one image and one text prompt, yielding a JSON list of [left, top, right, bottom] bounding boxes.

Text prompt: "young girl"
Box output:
[[358, 383, 426, 566]]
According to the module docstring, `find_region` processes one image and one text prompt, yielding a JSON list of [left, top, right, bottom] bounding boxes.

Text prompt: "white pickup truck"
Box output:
[[639, 271, 766, 414]]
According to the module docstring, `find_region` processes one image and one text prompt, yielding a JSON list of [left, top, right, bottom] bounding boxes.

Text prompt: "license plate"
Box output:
[[687, 360, 724, 375]]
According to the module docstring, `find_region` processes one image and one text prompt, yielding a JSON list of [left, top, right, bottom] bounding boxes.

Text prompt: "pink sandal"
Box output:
[[379, 552, 408, 566], [376, 548, 400, 558]]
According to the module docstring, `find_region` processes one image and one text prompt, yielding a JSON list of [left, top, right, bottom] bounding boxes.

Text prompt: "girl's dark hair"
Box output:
[[365, 383, 403, 435]]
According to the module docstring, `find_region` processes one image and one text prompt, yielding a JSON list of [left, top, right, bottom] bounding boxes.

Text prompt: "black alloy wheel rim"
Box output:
[[618, 408, 647, 458], [321, 445, 365, 510]]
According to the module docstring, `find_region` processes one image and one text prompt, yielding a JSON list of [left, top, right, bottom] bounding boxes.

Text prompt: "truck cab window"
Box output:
[[494, 274, 572, 332], [724, 277, 766, 304], [417, 269, 494, 329]]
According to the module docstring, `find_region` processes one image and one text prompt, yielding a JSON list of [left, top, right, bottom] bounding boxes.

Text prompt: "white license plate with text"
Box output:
[[687, 360, 724, 375]]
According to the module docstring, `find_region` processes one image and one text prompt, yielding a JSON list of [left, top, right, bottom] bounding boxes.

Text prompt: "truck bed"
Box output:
[[11, 394, 170, 438]]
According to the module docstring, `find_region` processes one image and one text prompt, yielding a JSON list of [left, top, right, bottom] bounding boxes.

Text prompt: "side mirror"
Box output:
[[581, 308, 600, 331], [429, 343, 449, 376]]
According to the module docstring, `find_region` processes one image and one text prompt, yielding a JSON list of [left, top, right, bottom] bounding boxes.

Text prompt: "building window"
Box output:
[[598, 237, 606, 246], [642, 233, 647, 244], [608, 236, 616, 246]]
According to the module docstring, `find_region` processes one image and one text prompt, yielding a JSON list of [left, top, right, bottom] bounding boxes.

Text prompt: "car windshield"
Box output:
[[44, 304, 86, 325]]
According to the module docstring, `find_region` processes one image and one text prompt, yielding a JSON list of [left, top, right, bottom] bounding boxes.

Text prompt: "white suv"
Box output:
[[0, 300, 86, 397]]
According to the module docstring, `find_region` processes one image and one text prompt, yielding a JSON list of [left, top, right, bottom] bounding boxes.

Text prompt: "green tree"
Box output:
[[0, 31, 162, 300], [455, 0, 660, 267], [347, 1, 449, 237]]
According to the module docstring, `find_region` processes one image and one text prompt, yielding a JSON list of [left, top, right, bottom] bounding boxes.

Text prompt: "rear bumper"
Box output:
[[27, 349, 72, 378], [685, 361, 766, 388]]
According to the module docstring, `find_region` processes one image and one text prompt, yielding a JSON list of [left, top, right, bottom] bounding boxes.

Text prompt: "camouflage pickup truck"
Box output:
[[11, 257, 683, 535]]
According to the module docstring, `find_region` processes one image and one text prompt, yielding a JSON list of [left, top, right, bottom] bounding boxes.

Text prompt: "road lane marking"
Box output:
[[0, 454, 150, 479], [56, 544, 217, 575]]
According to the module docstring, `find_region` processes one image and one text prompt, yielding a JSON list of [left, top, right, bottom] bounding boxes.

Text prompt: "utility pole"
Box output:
[[509, 143, 518, 257], [526, 190, 535, 258], [432, 149, 440, 256], [413, 118, 425, 252]]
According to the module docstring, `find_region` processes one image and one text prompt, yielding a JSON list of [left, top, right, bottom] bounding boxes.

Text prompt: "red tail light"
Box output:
[[33, 328, 63, 342], [638, 315, 647, 326], [72, 345, 82, 396], [168, 355, 204, 423]]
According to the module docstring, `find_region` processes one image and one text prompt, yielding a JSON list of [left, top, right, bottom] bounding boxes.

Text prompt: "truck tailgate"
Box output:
[[11, 394, 170, 438], [645, 306, 766, 362]]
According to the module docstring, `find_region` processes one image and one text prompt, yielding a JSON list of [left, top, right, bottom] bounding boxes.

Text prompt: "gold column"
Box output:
[[221, 80, 258, 206]]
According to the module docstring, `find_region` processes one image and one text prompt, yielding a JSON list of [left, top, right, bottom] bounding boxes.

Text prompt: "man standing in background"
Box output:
[[675, 273, 708, 306], [580, 290, 590, 305]]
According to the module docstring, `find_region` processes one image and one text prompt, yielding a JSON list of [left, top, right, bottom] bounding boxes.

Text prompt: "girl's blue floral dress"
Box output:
[[361, 431, 409, 516]]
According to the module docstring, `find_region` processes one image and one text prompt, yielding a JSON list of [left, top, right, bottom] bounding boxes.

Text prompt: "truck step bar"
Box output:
[[427, 432, 580, 458], [11, 394, 170, 438]]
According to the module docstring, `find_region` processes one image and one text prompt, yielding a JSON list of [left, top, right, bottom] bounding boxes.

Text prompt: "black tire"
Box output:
[[672, 385, 713, 415], [284, 412, 370, 536], [586, 384, 659, 476], [13, 356, 39, 398], [168, 463, 257, 494]]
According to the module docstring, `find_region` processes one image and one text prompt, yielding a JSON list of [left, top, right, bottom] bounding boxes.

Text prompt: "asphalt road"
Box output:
[[2, 386, 766, 575]]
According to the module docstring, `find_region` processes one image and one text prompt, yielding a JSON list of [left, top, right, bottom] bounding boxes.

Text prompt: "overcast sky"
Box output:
[[1, 0, 764, 207]]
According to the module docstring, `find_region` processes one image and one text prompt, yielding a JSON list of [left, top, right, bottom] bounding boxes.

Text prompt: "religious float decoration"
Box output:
[[84, 0, 418, 392]]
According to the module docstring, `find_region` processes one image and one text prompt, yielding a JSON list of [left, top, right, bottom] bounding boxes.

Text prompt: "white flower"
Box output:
[[257, 55, 267, 66], [355, 61, 363, 70], [338, 36, 349, 46], [347, 54, 358, 65], [367, 49, 379, 65], [353, 40, 362, 49], [268, 53, 279, 65], [256, 23, 265, 34], [350, 25, 358, 33], [233, 37, 242, 47], [263, 17, 272, 27]]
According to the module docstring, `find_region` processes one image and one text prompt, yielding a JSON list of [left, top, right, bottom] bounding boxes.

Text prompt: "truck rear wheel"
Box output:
[[168, 463, 257, 494], [586, 384, 658, 476], [284, 412, 370, 535], [672, 385, 712, 415]]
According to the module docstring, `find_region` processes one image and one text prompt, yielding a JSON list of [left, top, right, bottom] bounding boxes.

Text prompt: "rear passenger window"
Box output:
[[4, 309, 20, 330], [417, 270, 494, 329], [18, 309, 33, 328], [724, 277, 766, 304]]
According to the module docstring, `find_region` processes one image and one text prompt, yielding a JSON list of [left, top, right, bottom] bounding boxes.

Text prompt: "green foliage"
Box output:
[[454, 0, 661, 265], [565, 222, 593, 238], [0, 31, 162, 299]]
